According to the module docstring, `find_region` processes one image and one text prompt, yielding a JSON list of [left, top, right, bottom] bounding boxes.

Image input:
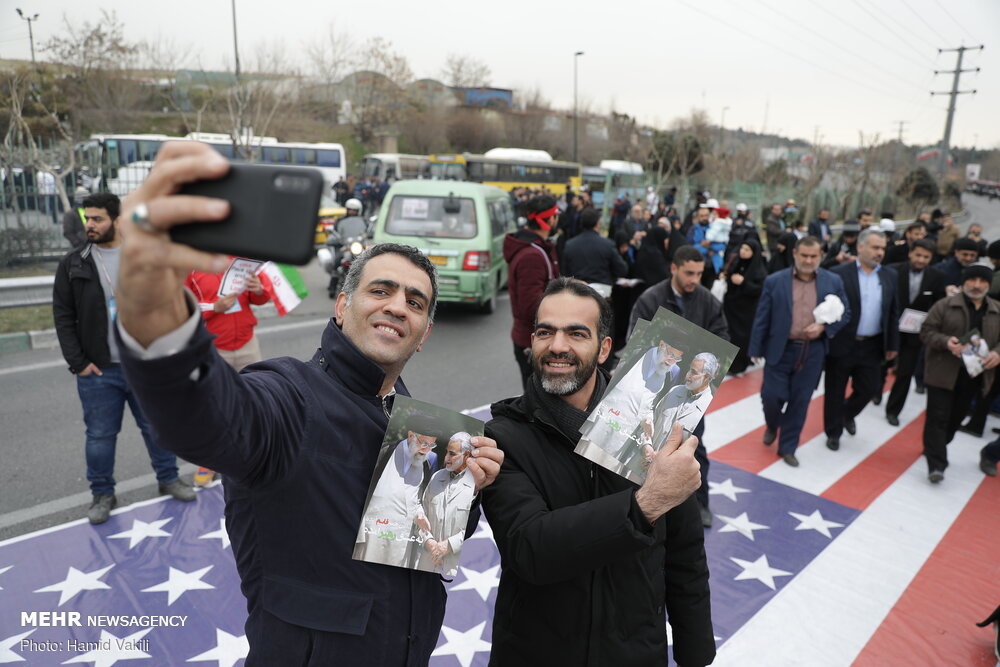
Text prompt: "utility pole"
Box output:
[[931, 45, 982, 176], [231, 0, 245, 155], [893, 120, 908, 144], [573, 51, 584, 163], [15, 8, 40, 65]]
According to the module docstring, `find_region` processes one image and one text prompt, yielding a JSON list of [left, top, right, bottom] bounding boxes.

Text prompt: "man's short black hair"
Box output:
[[795, 235, 822, 250], [911, 238, 936, 254], [906, 220, 928, 235], [537, 277, 612, 341], [672, 245, 704, 267], [580, 208, 600, 230], [81, 192, 120, 220]]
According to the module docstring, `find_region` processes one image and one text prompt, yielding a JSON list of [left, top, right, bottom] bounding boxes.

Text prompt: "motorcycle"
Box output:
[[317, 216, 369, 298]]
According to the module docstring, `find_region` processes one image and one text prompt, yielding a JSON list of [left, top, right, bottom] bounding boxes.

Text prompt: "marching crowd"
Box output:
[[504, 186, 1000, 499]]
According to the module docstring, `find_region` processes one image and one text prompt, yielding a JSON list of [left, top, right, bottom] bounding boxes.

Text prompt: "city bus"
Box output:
[[429, 149, 582, 195], [583, 160, 647, 214], [75, 133, 347, 194], [360, 154, 430, 182]]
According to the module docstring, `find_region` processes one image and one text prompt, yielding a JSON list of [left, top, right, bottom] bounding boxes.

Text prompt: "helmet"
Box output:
[[345, 198, 362, 212]]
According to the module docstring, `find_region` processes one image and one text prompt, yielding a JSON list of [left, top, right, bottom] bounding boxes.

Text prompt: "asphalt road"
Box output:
[[1, 193, 997, 540]]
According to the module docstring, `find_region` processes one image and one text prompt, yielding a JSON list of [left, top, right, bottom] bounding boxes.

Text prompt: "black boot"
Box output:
[[976, 604, 1000, 661]]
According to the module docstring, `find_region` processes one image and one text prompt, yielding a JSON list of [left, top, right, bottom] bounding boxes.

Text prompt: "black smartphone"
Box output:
[[171, 163, 323, 265]]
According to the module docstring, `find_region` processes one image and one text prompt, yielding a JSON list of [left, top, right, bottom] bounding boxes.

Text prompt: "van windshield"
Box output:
[[385, 196, 477, 239]]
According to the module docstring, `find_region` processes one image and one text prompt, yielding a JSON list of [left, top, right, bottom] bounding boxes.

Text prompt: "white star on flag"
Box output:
[[34, 564, 113, 606], [199, 519, 231, 549], [450, 564, 501, 602], [186, 628, 248, 667], [467, 520, 494, 542], [108, 518, 173, 549], [0, 566, 11, 590], [430, 621, 492, 667], [730, 554, 793, 591], [788, 509, 845, 539], [141, 565, 214, 605], [62, 628, 151, 667], [0, 630, 35, 664], [708, 478, 751, 503], [716, 512, 770, 541]]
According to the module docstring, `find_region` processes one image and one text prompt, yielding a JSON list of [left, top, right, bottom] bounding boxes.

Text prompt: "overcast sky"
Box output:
[[2, 0, 997, 150]]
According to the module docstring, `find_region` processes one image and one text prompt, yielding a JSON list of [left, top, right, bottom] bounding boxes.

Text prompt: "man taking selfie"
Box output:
[[111, 141, 504, 666]]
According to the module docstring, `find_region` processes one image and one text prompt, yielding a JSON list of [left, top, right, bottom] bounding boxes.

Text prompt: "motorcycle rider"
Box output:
[[325, 198, 369, 297]]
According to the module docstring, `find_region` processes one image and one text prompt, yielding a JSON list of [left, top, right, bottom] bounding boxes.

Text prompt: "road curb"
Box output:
[[0, 332, 30, 354]]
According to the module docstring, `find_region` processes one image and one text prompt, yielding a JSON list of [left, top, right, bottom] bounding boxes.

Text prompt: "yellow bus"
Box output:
[[429, 148, 582, 195]]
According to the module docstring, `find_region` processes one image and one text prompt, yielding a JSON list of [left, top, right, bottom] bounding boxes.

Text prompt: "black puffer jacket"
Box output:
[[482, 380, 716, 667]]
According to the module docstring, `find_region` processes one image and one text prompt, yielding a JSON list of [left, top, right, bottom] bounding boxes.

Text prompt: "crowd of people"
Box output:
[[46, 139, 1000, 665], [504, 185, 1000, 489]]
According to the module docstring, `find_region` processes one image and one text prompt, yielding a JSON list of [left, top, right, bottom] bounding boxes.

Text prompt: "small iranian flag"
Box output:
[[256, 262, 309, 316]]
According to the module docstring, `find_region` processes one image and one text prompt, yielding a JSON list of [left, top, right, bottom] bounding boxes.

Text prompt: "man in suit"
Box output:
[[749, 236, 850, 466], [563, 207, 629, 285], [807, 208, 833, 250], [884, 220, 928, 265], [884, 239, 946, 425], [824, 229, 900, 451]]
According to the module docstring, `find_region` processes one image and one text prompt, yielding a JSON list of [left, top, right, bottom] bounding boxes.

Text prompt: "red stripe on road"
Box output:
[[710, 394, 827, 473], [852, 477, 1000, 667], [709, 369, 764, 413], [820, 413, 925, 511]]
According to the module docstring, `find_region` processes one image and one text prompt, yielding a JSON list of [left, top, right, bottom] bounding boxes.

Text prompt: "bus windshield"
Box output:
[[430, 163, 466, 180]]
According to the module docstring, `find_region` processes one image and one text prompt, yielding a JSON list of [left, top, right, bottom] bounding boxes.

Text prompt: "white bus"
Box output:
[[360, 154, 430, 182], [76, 133, 347, 194]]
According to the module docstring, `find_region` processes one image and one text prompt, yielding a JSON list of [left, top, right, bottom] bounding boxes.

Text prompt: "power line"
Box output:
[[674, 0, 938, 112], [805, 0, 935, 72], [850, 0, 937, 68], [931, 0, 979, 44], [863, 0, 943, 52], [747, 0, 931, 94], [897, 0, 949, 45]]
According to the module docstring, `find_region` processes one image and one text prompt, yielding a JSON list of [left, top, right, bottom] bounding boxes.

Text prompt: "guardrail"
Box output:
[[0, 276, 55, 309]]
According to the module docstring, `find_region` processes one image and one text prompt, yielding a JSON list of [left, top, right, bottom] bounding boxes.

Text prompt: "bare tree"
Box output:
[[225, 41, 303, 158], [0, 66, 78, 222], [440, 53, 491, 88], [348, 37, 414, 143], [306, 23, 355, 92], [42, 10, 145, 130]]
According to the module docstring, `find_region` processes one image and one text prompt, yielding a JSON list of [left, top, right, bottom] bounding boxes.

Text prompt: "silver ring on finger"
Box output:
[[131, 203, 155, 233]]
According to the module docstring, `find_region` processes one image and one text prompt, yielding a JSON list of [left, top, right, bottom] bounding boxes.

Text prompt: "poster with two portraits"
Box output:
[[575, 307, 738, 484], [353, 396, 483, 576]]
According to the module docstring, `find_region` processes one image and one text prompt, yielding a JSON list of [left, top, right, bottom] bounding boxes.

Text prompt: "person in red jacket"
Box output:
[[503, 193, 561, 388], [185, 265, 270, 484]]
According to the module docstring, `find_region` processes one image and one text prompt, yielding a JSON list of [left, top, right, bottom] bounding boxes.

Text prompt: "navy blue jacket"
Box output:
[[748, 267, 851, 365], [827, 262, 900, 357], [119, 318, 465, 666], [563, 229, 629, 285], [933, 256, 965, 287]]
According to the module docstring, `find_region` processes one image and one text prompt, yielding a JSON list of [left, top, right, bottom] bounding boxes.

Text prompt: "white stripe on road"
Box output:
[[0, 317, 331, 377], [713, 433, 984, 666]]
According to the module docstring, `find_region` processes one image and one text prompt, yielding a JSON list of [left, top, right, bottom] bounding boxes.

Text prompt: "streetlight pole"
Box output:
[[573, 51, 584, 163], [16, 8, 40, 65]]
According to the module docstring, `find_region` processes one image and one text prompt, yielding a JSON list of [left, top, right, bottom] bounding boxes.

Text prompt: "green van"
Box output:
[[371, 180, 517, 313]]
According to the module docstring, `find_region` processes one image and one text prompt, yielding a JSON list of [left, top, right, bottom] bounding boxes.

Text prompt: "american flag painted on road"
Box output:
[[1, 369, 997, 666]]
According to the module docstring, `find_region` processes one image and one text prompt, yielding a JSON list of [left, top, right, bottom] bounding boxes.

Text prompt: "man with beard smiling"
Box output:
[[53, 192, 196, 525], [107, 141, 504, 665], [483, 277, 715, 667], [920, 265, 1000, 483]]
